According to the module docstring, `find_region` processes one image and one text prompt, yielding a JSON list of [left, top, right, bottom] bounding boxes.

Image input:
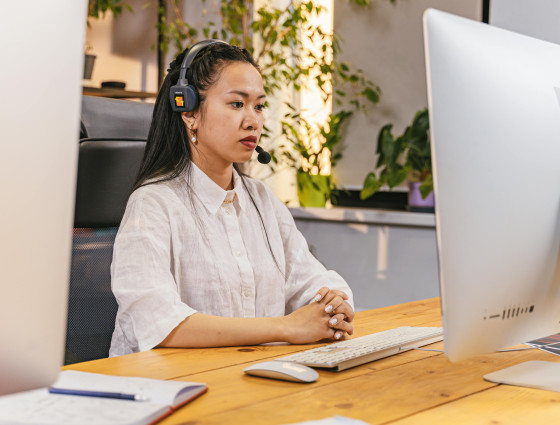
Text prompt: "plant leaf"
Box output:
[[419, 174, 434, 199], [361, 172, 383, 200], [362, 86, 380, 104]]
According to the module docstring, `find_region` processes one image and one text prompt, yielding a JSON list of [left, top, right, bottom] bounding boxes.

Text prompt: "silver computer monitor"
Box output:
[[0, 1, 86, 395], [424, 9, 560, 363]]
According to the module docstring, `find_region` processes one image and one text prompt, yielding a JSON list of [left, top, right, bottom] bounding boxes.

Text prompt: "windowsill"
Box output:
[[289, 206, 435, 228]]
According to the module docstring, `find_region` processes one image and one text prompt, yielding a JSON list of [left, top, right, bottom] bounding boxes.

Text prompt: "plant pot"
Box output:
[[331, 189, 408, 210], [83, 53, 96, 80], [297, 173, 331, 207], [408, 181, 434, 212]]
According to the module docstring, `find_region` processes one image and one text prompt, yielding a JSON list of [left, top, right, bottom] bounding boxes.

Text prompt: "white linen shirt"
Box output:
[[109, 163, 353, 356]]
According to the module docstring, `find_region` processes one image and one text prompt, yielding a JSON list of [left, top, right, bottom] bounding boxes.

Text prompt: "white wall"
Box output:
[[333, 0, 481, 188]]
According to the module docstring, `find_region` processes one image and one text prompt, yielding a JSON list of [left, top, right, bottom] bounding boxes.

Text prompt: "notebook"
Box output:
[[0, 370, 207, 425]]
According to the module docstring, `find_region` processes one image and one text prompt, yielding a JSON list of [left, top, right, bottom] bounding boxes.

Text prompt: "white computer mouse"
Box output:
[[243, 361, 319, 383]]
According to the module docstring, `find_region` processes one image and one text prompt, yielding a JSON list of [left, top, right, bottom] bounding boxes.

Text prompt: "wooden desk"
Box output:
[[65, 298, 560, 424]]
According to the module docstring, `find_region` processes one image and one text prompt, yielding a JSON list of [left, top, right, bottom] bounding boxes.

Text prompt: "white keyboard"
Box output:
[[277, 326, 443, 371]]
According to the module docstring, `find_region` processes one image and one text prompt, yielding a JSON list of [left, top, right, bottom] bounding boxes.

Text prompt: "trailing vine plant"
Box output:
[[156, 0, 385, 182]]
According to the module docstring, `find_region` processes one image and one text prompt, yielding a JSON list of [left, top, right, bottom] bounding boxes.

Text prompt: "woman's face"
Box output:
[[184, 61, 266, 171]]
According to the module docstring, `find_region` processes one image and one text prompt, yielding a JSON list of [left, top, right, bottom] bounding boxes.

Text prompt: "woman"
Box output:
[[109, 40, 355, 356]]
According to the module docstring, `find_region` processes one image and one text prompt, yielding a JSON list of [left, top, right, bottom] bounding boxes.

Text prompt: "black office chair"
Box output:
[[65, 97, 151, 364]]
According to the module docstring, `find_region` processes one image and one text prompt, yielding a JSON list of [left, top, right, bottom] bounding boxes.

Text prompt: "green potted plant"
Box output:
[[360, 108, 434, 210], [279, 110, 353, 207]]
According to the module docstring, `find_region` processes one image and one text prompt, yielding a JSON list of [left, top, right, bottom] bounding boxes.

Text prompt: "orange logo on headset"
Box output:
[[175, 96, 184, 107]]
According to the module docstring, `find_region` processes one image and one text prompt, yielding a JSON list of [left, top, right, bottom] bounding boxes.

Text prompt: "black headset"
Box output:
[[169, 39, 228, 113]]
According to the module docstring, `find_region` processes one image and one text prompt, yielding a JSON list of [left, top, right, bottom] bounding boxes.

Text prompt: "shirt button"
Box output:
[[243, 289, 251, 298], [236, 251, 242, 257]]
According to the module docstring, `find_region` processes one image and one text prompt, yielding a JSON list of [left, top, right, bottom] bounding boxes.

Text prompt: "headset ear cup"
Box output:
[[170, 40, 227, 112], [169, 85, 189, 112], [185, 85, 199, 112]]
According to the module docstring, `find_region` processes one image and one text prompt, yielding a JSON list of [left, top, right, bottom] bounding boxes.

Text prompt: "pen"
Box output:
[[48, 387, 149, 401]]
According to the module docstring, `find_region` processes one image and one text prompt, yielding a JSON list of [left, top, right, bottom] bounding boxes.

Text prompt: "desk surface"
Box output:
[[65, 298, 560, 424]]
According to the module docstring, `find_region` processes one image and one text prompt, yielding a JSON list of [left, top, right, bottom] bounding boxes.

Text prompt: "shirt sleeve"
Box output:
[[110, 187, 196, 355], [263, 186, 354, 314]]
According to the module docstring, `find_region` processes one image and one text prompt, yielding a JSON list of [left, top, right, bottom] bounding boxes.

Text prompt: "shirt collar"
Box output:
[[188, 162, 247, 215]]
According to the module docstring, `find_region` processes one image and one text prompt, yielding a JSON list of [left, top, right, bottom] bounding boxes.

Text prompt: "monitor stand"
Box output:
[[484, 360, 560, 392]]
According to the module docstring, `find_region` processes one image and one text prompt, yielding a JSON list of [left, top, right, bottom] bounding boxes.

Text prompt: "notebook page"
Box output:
[[0, 388, 166, 425]]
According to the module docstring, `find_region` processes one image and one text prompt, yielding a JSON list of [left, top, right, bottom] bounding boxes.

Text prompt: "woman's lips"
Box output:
[[240, 136, 257, 149]]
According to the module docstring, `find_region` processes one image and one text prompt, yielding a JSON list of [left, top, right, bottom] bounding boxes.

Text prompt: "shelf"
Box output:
[[83, 86, 157, 99]]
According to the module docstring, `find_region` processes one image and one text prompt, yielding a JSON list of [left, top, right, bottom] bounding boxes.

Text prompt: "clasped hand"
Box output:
[[283, 287, 354, 345]]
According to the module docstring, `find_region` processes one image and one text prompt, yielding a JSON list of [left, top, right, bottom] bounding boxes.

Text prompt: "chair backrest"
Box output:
[[74, 139, 147, 228], [80, 95, 153, 139], [65, 97, 152, 364]]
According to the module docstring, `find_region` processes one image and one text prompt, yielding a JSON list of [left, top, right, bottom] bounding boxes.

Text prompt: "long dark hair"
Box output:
[[133, 42, 260, 190], [133, 41, 282, 273]]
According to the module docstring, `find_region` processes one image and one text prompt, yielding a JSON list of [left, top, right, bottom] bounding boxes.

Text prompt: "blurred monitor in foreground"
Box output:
[[0, 1, 87, 395], [424, 9, 560, 379]]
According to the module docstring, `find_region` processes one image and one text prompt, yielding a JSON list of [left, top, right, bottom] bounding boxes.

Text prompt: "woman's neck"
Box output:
[[193, 159, 234, 190]]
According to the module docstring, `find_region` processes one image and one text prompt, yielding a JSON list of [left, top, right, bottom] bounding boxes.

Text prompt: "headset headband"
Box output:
[[178, 40, 228, 85], [169, 39, 228, 112]]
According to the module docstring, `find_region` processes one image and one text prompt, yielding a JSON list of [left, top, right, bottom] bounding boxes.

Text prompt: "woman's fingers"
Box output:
[[311, 287, 349, 305], [312, 287, 355, 323], [323, 297, 355, 323], [322, 290, 349, 306], [310, 287, 330, 304], [331, 290, 349, 300], [333, 301, 355, 323], [327, 313, 354, 336], [324, 296, 341, 314], [328, 313, 346, 328]]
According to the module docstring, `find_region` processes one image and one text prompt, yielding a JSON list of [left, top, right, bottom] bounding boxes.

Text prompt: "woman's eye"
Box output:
[[255, 103, 266, 112], [231, 101, 243, 109]]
